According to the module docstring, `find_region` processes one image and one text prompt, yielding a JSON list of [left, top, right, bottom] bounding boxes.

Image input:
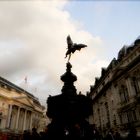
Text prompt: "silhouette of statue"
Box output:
[[65, 35, 87, 62], [46, 36, 92, 140]]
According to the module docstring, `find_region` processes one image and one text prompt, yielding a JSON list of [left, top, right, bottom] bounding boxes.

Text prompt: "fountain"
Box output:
[[46, 35, 92, 140]]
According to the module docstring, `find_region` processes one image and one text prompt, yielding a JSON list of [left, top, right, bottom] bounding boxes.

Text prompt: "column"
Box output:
[[6, 104, 12, 128], [30, 112, 33, 130], [18, 108, 24, 131], [23, 109, 27, 130], [15, 107, 20, 129]]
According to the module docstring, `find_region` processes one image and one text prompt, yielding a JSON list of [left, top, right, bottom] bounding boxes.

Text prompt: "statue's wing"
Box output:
[[74, 44, 87, 51], [67, 35, 73, 49]]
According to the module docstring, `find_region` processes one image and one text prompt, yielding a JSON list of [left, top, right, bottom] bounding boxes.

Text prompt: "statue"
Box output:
[[46, 36, 92, 140], [65, 35, 87, 62]]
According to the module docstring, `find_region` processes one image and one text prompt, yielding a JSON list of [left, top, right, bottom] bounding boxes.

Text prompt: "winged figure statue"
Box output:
[[65, 35, 87, 62]]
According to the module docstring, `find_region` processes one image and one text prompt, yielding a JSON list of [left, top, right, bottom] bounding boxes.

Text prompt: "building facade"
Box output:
[[88, 38, 140, 137], [0, 76, 46, 137]]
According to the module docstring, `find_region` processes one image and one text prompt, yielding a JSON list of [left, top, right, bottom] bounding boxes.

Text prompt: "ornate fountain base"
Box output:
[[46, 63, 92, 140]]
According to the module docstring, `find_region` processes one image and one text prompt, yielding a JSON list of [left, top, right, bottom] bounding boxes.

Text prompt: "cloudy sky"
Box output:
[[0, 0, 140, 105]]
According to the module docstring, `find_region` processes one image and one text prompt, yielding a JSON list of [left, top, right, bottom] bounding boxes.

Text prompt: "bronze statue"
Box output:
[[65, 35, 87, 62]]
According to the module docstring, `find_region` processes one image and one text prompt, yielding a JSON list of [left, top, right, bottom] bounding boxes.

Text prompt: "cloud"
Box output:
[[0, 1, 108, 105]]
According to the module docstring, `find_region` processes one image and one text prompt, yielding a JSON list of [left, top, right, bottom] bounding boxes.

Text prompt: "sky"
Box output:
[[0, 0, 140, 106]]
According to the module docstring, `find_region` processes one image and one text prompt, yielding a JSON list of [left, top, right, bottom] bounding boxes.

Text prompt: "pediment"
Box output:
[[15, 96, 34, 108]]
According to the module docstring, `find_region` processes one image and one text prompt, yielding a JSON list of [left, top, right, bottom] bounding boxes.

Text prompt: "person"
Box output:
[[91, 125, 102, 140], [39, 131, 46, 140], [104, 130, 115, 140], [114, 131, 122, 140], [31, 128, 40, 140], [127, 128, 140, 140], [23, 130, 31, 140]]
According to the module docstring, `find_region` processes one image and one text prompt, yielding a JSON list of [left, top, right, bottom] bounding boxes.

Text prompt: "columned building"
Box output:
[[88, 37, 140, 137], [0, 76, 46, 135]]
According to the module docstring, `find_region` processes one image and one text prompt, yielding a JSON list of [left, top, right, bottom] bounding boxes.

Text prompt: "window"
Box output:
[[119, 114, 122, 124], [132, 77, 140, 95], [127, 110, 137, 122], [124, 112, 128, 124], [113, 114, 117, 125], [119, 85, 129, 103], [132, 110, 137, 121]]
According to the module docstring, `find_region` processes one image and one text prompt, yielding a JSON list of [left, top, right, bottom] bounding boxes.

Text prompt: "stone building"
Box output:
[[88, 37, 140, 137], [0, 76, 46, 136]]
